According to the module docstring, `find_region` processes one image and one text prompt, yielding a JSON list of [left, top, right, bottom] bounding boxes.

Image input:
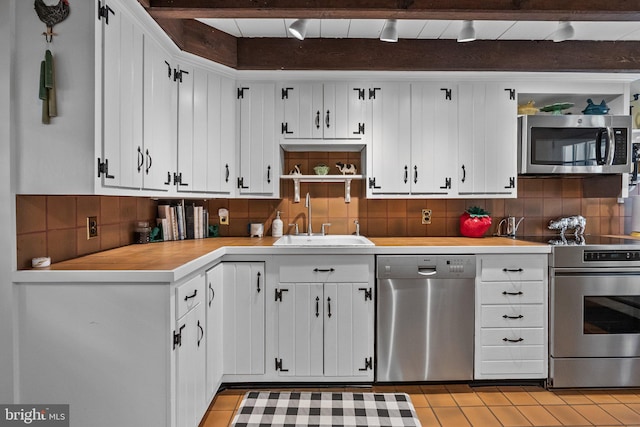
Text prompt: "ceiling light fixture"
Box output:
[[288, 19, 308, 40], [553, 21, 575, 42], [380, 19, 398, 43], [457, 20, 476, 43]]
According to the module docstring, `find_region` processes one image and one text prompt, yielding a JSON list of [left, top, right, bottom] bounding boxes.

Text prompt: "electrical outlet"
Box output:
[[421, 209, 432, 225], [87, 216, 98, 239]]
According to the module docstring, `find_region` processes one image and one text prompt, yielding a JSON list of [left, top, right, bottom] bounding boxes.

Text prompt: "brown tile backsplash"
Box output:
[[15, 160, 632, 269]]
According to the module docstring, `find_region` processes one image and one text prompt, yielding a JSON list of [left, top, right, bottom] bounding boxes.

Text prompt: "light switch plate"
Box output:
[[421, 209, 432, 225]]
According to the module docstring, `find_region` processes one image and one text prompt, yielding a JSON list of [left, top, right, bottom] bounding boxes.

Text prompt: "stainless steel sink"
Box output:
[[273, 234, 375, 247]]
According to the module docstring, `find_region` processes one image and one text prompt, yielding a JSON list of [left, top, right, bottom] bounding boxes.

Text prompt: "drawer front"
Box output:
[[480, 305, 545, 328], [479, 360, 545, 375], [479, 281, 544, 304], [480, 327, 545, 346], [480, 256, 545, 282], [177, 275, 204, 319], [279, 255, 372, 283], [481, 345, 545, 361]]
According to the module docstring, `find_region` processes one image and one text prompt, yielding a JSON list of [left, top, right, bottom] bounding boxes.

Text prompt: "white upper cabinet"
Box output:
[[237, 83, 278, 196], [279, 83, 368, 140], [458, 83, 518, 197]]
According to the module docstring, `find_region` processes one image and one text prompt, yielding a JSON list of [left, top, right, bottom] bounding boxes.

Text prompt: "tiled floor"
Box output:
[[199, 384, 640, 427]]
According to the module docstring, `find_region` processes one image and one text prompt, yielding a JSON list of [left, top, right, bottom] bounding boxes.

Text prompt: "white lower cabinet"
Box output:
[[205, 264, 224, 401], [270, 255, 375, 381], [475, 255, 548, 380]]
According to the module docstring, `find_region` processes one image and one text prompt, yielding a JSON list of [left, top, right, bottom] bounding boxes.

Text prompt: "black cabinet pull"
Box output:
[[461, 164, 466, 183], [209, 282, 214, 307], [315, 296, 320, 318], [256, 271, 261, 293], [502, 314, 524, 320], [503, 268, 524, 273], [184, 289, 197, 301], [267, 165, 271, 184], [137, 147, 143, 172], [414, 165, 418, 184], [197, 320, 204, 348], [325, 110, 330, 128], [403, 165, 408, 184], [315, 111, 320, 129], [145, 149, 152, 174], [313, 268, 335, 273], [502, 291, 523, 296], [503, 337, 524, 343], [327, 297, 332, 318], [225, 164, 229, 182]]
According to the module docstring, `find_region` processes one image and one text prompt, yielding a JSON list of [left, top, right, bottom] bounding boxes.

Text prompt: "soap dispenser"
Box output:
[[272, 211, 283, 237]]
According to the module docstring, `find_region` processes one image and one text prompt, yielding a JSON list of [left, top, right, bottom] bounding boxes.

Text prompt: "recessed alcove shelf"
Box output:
[[281, 175, 363, 203]]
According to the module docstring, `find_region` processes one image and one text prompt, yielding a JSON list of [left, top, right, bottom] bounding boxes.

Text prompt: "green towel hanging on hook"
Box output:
[[39, 49, 57, 123]]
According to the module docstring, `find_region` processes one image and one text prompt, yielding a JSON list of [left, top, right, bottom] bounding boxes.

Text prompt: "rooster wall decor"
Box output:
[[34, 0, 70, 42]]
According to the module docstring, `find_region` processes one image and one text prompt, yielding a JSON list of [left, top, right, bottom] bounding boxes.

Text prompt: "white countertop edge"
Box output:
[[12, 243, 550, 283]]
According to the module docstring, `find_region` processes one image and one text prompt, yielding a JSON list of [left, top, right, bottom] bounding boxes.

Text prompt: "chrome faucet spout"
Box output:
[[305, 192, 312, 235]]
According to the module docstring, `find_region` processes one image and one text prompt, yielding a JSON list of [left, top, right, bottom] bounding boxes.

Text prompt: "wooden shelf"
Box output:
[[281, 175, 363, 203]]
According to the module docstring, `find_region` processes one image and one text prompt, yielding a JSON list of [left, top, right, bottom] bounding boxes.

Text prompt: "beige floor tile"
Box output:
[[502, 390, 539, 406], [490, 406, 533, 426], [526, 390, 567, 406], [600, 403, 640, 425], [477, 389, 513, 406], [554, 390, 594, 405], [424, 391, 458, 407], [518, 405, 563, 426], [451, 390, 486, 407], [609, 391, 640, 404], [415, 407, 441, 426], [461, 406, 502, 427], [545, 405, 591, 425], [408, 393, 430, 408], [198, 410, 233, 427], [581, 390, 623, 404], [628, 403, 640, 414], [210, 394, 240, 411], [572, 404, 622, 425], [433, 406, 472, 427]]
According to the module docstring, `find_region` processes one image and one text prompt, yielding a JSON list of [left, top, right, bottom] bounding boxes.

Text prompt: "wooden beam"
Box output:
[[183, 20, 238, 69], [153, 18, 185, 50], [234, 38, 640, 72], [147, 0, 640, 21]]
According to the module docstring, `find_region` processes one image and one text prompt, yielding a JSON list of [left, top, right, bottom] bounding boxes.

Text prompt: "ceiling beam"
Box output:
[[234, 38, 640, 72], [146, 0, 640, 21]]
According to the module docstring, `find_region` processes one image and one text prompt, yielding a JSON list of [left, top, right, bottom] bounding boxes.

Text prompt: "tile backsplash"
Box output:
[[16, 157, 631, 268]]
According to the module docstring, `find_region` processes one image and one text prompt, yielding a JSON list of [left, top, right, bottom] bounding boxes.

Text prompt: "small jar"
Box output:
[[135, 221, 151, 244]]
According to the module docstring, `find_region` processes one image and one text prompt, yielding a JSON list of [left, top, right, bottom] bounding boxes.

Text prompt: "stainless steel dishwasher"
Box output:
[[376, 255, 476, 382]]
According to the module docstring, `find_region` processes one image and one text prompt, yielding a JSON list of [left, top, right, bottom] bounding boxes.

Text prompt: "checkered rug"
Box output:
[[231, 391, 421, 427]]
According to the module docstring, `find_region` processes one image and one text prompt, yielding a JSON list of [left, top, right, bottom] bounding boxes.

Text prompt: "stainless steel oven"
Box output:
[[549, 237, 640, 388]]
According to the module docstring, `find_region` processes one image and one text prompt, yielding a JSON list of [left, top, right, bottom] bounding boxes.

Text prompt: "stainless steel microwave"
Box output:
[[518, 115, 632, 174]]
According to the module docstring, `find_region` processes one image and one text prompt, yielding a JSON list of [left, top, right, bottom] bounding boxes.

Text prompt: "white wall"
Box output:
[[14, 0, 95, 194], [0, 0, 16, 404]]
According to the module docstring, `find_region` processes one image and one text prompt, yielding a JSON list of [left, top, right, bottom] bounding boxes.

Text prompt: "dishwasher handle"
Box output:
[[417, 267, 437, 276]]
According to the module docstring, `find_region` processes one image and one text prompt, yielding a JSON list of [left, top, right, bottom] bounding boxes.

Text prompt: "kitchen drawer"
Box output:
[[480, 305, 545, 328], [481, 345, 545, 361], [479, 281, 544, 304], [176, 274, 204, 319], [480, 327, 545, 346], [480, 256, 545, 282], [279, 255, 372, 283], [479, 359, 546, 375]]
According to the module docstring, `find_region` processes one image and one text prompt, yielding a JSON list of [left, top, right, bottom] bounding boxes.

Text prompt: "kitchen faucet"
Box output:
[[305, 192, 312, 235]]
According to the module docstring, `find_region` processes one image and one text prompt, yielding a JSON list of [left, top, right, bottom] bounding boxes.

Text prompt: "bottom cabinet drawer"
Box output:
[[480, 328, 545, 346], [479, 359, 546, 375], [481, 345, 545, 361]]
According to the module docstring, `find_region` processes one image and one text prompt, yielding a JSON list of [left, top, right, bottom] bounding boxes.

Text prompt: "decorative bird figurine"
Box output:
[[34, 0, 70, 42]]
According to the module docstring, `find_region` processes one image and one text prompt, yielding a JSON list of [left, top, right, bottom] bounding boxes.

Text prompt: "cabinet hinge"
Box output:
[[173, 69, 189, 83], [440, 88, 452, 100], [358, 357, 373, 371], [505, 176, 515, 189], [173, 324, 185, 350], [353, 88, 365, 100], [281, 122, 293, 134], [97, 158, 114, 179], [505, 88, 516, 100], [274, 288, 288, 302], [358, 287, 372, 301], [173, 172, 188, 187], [281, 87, 293, 99], [368, 177, 381, 189], [237, 177, 249, 189], [275, 358, 289, 372], [369, 87, 381, 100], [439, 177, 452, 189], [353, 122, 365, 135], [237, 87, 249, 99], [97, 1, 114, 24]]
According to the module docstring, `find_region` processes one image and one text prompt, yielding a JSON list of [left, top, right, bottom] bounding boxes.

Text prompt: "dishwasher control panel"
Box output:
[[377, 255, 476, 279]]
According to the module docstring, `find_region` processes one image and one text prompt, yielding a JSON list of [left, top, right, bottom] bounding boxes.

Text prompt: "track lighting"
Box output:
[[457, 20, 476, 43], [288, 19, 308, 40], [380, 19, 398, 43], [553, 21, 575, 42]]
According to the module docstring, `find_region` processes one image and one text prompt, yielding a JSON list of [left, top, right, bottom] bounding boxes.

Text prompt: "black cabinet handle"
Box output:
[[503, 314, 524, 319], [137, 147, 143, 172], [145, 149, 152, 174], [313, 268, 335, 273], [256, 271, 261, 293], [461, 164, 466, 183], [503, 268, 524, 273], [503, 337, 524, 343], [197, 320, 204, 348], [403, 165, 408, 184], [327, 297, 332, 318], [325, 110, 330, 128], [315, 296, 320, 318], [414, 165, 418, 184], [502, 291, 523, 296], [209, 282, 214, 307], [184, 289, 197, 301], [225, 164, 229, 183], [267, 165, 271, 184], [315, 111, 320, 129]]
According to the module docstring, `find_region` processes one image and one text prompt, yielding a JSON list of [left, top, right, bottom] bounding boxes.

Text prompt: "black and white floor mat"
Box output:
[[231, 391, 421, 427]]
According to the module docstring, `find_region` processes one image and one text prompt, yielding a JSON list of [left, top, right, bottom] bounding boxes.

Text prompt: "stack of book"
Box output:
[[157, 201, 209, 241]]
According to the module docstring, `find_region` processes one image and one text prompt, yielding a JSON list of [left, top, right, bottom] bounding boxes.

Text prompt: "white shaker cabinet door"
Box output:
[[205, 264, 224, 401]]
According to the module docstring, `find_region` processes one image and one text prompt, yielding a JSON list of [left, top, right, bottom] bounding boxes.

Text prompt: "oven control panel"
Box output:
[[584, 250, 640, 261]]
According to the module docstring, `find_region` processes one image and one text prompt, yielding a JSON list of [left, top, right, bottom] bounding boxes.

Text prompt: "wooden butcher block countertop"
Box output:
[[369, 237, 547, 247]]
